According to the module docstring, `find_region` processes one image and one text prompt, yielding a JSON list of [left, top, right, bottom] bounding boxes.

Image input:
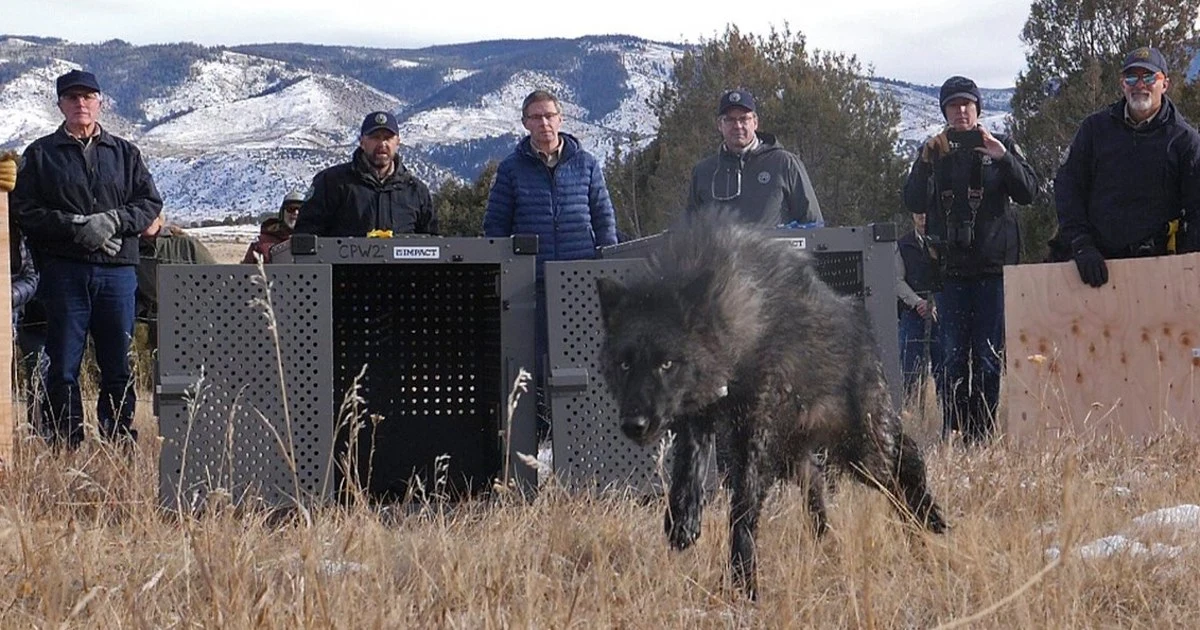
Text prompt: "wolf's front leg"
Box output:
[[727, 431, 768, 600], [665, 421, 708, 550]]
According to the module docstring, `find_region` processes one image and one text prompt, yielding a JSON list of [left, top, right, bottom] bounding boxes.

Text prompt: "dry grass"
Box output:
[[9, 234, 1191, 626], [3, 395, 1199, 628]]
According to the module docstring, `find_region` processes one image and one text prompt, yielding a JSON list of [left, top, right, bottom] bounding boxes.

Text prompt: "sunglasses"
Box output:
[[1123, 72, 1163, 87]]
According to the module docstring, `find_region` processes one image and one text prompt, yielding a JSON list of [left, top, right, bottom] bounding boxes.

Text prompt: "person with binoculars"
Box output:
[[902, 75, 1037, 445]]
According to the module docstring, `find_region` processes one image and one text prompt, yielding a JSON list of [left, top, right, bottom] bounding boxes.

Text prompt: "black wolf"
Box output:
[[596, 218, 946, 598]]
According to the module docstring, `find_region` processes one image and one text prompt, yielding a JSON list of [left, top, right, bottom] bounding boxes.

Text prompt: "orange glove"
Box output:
[[920, 131, 950, 164]]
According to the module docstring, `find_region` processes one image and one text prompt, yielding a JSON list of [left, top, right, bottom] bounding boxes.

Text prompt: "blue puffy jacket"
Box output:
[[483, 133, 617, 266]]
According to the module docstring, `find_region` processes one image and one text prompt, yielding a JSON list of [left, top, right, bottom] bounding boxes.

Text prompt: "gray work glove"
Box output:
[[72, 209, 121, 252], [100, 235, 122, 257]]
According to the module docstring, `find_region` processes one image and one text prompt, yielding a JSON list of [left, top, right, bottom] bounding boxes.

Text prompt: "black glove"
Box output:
[[1071, 236, 1108, 288], [72, 209, 121, 252]]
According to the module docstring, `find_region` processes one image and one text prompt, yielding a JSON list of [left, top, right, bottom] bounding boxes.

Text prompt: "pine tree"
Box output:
[[433, 161, 499, 236]]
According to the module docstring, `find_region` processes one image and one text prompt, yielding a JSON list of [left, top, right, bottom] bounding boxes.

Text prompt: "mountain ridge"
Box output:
[[0, 34, 1013, 224]]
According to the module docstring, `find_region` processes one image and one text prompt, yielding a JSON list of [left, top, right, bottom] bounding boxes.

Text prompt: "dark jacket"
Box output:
[[137, 228, 217, 322], [686, 132, 823, 227], [903, 132, 1037, 277], [11, 230, 38, 328], [294, 149, 436, 237], [897, 230, 937, 314], [11, 124, 162, 265], [241, 218, 292, 263], [1054, 96, 1200, 255], [483, 133, 617, 264]]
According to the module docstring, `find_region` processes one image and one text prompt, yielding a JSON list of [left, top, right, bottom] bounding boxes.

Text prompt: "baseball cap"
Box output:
[[718, 89, 756, 116], [1122, 47, 1168, 75], [360, 111, 399, 136], [56, 69, 102, 97]]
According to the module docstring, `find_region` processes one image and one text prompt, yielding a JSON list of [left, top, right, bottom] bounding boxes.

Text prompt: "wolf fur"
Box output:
[[595, 217, 947, 598]]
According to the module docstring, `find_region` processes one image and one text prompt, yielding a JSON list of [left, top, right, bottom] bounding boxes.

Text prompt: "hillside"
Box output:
[[0, 36, 1012, 224]]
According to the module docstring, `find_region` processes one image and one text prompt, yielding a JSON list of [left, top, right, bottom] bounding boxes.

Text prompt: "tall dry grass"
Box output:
[[2, 389, 1199, 627], [5, 238, 1195, 626]]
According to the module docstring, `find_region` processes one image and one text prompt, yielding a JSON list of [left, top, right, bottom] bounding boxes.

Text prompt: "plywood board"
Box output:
[[0, 192, 12, 464], [1004, 253, 1200, 442]]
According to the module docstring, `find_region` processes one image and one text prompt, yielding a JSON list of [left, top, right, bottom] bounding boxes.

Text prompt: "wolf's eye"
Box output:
[[659, 360, 673, 372], [620, 361, 631, 371]]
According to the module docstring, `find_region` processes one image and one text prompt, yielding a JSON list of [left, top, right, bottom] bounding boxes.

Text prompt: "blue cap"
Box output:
[[718, 89, 756, 116], [360, 111, 399, 136], [56, 69, 101, 97], [1122, 47, 1168, 75]]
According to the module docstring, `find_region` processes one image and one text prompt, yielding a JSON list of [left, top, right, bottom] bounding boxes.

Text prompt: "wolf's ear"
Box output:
[[679, 268, 716, 309], [596, 277, 627, 328]]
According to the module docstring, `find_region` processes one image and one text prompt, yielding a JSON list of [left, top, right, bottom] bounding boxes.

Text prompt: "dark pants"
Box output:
[[898, 307, 942, 401], [39, 257, 138, 447], [936, 275, 1004, 444]]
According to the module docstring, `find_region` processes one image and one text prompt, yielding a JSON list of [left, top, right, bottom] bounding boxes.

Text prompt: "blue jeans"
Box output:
[[898, 306, 942, 400], [38, 257, 138, 446], [936, 276, 1004, 444]]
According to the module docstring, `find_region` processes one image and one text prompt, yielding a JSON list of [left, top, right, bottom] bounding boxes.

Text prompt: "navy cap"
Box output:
[[1122, 47, 1168, 75], [718, 89, 756, 116], [939, 75, 982, 113], [360, 111, 399, 136], [56, 69, 101, 97]]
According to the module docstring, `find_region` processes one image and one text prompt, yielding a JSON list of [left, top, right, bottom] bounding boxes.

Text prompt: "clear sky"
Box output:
[[7, 0, 1032, 87]]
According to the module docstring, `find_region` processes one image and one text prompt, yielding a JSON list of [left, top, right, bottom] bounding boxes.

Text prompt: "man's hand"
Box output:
[[100, 235, 122, 257], [920, 131, 950, 164], [977, 127, 1008, 160], [72, 209, 121, 252], [0, 151, 17, 193], [1071, 236, 1108, 288], [915, 298, 932, 319]]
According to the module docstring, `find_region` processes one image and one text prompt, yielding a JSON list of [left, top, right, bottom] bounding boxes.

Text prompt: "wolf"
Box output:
[[595, 216, 947, 599]]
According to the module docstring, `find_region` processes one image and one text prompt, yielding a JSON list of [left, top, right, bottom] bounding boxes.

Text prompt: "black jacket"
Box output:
[[903, 132, 1037, 277], [294, 149, 437, 237], [11, 124, 162, 265], [1055, 96, 1200, 255], [687, 133, 823, 227]]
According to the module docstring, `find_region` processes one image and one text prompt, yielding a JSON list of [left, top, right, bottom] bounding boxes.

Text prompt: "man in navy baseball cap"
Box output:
[[293, 109, 436, 236]]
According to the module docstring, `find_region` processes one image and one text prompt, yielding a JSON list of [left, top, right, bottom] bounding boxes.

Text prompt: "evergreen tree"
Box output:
[[1011, 0, 1200, 261], [433, 161, 499, 236], [604, 26, 906, 237]]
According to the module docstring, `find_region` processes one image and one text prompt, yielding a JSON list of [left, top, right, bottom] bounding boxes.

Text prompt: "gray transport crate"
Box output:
[[158, 236, 538, 509], [546, 224, 900, 493]]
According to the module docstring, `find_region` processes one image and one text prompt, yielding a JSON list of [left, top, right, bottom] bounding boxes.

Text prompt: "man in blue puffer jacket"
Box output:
[[484, 90, 617, 266], [484, 89, 618, 438]]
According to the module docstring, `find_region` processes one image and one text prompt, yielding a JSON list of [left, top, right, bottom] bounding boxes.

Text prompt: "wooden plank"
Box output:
[[0, 191, 12, 464], [1004, 253, 1200, 442]]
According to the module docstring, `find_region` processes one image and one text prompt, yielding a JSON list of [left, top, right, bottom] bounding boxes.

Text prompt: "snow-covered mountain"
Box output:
[[0, 35, 1012, 225]]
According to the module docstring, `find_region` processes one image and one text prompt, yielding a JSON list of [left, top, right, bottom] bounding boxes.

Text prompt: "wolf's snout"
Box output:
[[620, 416, 650, 440]]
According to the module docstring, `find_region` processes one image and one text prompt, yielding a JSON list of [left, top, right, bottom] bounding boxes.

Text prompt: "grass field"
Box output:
[[4, 231, 1196, 627]]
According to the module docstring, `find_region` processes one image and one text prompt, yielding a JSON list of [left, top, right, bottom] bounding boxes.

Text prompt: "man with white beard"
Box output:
[[1055, 46, 1200, 288]]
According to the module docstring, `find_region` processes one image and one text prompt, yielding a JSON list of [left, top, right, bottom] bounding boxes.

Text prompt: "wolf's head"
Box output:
[[596, 266, 757, 444]]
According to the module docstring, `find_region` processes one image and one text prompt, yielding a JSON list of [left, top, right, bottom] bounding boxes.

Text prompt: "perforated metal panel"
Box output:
[[332, 264, 504, 499], [157, 265, 334, 510], [544, 259, 666, 493]]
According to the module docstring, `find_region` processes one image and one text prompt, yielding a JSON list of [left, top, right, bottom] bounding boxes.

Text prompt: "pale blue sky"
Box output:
[[4, 0, 1032, 87]]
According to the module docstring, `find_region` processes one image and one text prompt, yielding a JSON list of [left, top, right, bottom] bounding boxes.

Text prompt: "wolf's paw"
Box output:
[[665, 509, 701, 550]]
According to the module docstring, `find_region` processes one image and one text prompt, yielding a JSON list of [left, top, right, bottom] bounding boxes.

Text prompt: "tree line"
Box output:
[[433, 0, 1200, 265]]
